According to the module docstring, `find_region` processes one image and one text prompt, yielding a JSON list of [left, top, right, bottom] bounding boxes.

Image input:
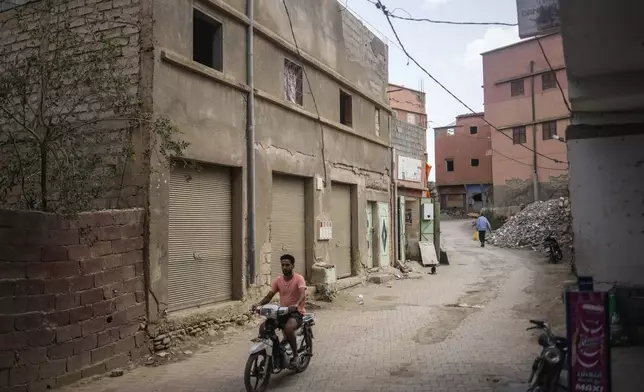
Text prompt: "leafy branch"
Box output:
[[0, 0, 192, 215]]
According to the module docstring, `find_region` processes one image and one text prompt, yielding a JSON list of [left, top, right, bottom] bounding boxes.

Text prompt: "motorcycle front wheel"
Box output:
[[295, 329, 313, 373], [244, 351, 273, 392]]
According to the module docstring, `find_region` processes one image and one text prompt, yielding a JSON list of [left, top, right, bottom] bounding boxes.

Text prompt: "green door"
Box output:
[[420, 198, 434, 241], [398, 196, 405, 262]]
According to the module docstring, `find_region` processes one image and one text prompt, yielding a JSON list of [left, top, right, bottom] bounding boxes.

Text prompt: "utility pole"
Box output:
[[246, 0, 256, 285], [530, 61, 539, 202]]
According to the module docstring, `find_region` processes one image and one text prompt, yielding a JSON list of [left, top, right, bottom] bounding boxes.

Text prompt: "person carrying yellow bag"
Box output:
[[475, 214, 492, 247]]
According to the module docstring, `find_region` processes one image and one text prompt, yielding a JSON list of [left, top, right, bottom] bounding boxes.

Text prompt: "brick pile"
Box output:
[[0, 209, 149, 391]]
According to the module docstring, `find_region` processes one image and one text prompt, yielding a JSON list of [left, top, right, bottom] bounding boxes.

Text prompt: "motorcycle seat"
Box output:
[[302, 314, 315, 323]]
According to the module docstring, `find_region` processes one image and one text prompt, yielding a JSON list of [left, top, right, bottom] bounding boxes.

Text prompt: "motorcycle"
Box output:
[[526, 319, 568, 392], [543, 233, 563, 264], [244, 304, 315, 392]]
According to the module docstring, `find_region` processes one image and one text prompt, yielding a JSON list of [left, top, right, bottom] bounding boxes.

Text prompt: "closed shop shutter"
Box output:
[[168, 165, 233, 312], [331, 182, 352, 278], [271, 175, 306, 280]]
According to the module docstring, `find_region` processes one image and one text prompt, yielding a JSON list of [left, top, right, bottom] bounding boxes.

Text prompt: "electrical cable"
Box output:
[[373, 0, 568, 166], [281, 0, 329, 185], [365, 0, 517, 26], [535, 35, 572, 113]]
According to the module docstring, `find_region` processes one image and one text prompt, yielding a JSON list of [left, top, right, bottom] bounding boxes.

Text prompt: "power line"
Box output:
[[373, 0, 567, 166], [536, 35, 572, 113], [365, 0, 517, 26], [281, 0, 329, 185]]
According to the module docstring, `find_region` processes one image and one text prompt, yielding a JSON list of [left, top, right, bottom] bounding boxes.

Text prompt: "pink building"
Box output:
[[388, 84, 427, 129], [482, 33, 570, 207]]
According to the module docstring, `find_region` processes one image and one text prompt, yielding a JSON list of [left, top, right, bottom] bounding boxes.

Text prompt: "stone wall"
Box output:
[[493, 174, 569, 207], [0, 209, 149, 391]]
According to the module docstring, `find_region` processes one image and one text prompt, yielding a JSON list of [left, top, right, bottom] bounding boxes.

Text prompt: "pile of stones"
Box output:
[[152, 313, 253, 351], [488, 197, 572, 250]]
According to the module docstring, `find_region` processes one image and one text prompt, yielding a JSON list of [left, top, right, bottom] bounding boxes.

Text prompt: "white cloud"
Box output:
[[463, 26, 520, 69]]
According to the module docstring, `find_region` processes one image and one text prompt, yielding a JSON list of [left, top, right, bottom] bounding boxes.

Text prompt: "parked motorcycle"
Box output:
[[526, 319, 568, 392], [244, 304, 315, 392], [543, 233, 563, 264]]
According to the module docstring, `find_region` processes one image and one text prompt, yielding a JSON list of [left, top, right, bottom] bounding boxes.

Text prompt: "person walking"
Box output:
[[475, 214, 492, 247]]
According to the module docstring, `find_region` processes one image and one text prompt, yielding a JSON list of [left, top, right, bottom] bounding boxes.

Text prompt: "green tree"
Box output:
[[0, 0, 189, 215]]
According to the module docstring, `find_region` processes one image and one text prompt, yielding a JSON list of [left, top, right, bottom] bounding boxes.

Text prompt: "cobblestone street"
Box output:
[[63, 220, 569, 392]]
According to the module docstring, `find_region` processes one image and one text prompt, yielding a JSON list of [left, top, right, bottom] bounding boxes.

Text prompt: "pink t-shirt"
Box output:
[[271, 273, 306, 315]]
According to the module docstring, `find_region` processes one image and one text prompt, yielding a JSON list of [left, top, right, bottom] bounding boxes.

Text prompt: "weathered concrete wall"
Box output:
[[567, 125, 644, 287], [0, 209, 148, 390], [145, 0, 391, 327], [0, 0, 149, 212]]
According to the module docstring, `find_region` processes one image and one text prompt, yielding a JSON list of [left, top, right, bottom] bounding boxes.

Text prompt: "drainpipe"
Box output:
[[246, 0, 256, 285], [391, 147, 398, 265], [530, 60, 539, 202]]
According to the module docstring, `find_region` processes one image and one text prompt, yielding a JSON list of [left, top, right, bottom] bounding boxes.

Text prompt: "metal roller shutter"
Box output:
[[331, 182, 352, 278], [168, 165, 233, 312], [271, 175, 306, 280]]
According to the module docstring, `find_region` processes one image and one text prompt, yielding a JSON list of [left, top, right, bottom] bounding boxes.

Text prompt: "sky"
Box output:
[[342, 0, 522, 180]]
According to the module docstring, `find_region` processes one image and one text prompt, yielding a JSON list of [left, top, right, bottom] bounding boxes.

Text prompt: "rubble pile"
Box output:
[[488, 197, 572, 249], [441, 208, 470, 220]]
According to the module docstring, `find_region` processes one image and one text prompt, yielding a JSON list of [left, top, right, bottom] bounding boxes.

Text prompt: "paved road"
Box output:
[[64, 220, 564, 392]]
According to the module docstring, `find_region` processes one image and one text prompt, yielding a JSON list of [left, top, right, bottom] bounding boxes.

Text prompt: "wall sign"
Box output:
[[566, 291, 612, 392], [516, 0, 560, 39], [398, 156, 422, 183]]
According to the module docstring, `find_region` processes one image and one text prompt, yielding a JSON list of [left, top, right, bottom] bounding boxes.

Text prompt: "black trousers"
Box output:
[[479, 230, 486, 245]]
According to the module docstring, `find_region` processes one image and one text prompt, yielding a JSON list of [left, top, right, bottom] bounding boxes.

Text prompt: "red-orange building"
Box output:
[[482, 33, 570, 207], [434, 113, 493, 212]]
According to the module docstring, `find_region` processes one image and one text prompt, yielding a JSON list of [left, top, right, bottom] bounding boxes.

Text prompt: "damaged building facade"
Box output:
[[0, 0, 392, 387], [482, 33, 570, 207], [149, 0, 393, 320], [388, 85, 428, 262], [434, 113, 493, 213]]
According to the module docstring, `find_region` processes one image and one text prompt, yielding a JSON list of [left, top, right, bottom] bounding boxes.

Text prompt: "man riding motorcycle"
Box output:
[[252, 254, 306, 368]]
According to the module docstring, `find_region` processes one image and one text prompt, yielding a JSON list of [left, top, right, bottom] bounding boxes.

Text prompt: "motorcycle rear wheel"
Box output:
[[244, 351, 273, 392]]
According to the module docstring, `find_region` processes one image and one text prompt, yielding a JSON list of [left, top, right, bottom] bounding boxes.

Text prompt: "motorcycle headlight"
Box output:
[[543, 346, 562, 365]]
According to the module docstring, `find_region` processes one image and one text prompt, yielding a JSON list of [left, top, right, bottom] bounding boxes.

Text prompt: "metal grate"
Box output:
[[284, 59, 303, 106], [168, 165, 233, 312]]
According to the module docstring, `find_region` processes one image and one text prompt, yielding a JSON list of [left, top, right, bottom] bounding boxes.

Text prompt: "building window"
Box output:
[[284, 59, 303, 105], [512, 126, 527, 144], [542, 72, 557, 90], [446, 159, 454, 172], [511, 79, 524, 96], [542, 121, 557, 140], [407, 112, 416, 125], [375, 108, 380, 136], [447, 128, 455, 136], [193, 9, 223, 71], [471, 158, 479, 167], [340, 90, 352, 127], [0, 0, 27, 11], [469, 126, 478, 135]]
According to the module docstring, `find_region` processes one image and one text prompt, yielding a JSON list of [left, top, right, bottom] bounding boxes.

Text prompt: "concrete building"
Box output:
[[434, 113, 493, 212], [0, 0, 393, 378], [388, 84, 427, 129], [388, 85, 428, 261], [482, 33, 570, 207], [560, 1, 644, 344]]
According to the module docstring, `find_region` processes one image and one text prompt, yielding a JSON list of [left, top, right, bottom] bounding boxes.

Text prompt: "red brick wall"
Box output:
[[0, 209, 149, 391]]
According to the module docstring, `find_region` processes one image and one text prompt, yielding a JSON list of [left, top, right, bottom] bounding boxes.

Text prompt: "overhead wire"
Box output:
[[535, 36, 572, 113], [373, 0, 568, 166], [281, 0, 329, 185], [364, 0, 517, 26]]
